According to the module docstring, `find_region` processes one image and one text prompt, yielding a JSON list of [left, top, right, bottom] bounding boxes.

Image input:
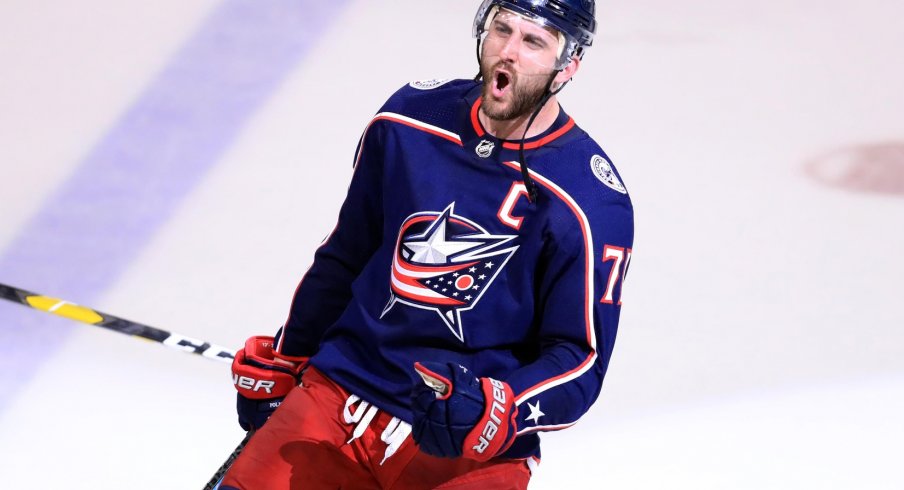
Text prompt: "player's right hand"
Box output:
[[232, 335, 307, 431], [411, 361, 518, 461]]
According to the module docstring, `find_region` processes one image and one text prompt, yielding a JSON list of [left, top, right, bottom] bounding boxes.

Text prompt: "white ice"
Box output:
[[0, 0, 902, 488]]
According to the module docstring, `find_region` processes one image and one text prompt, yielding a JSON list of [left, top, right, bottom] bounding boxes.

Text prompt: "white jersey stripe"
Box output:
[[500, 162, 599, 406], [355, 112, 462, 168], [516, 421, 578, 435]]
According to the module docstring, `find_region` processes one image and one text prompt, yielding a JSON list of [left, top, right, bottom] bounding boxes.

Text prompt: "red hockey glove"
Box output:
[[411, 362, 518, 461], [232, 335, 307, 431]]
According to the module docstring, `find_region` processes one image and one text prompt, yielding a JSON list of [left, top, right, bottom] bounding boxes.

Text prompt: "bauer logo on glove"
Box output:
[[411, 361, 518, 461], [468, 377, 510, 456], [233, 375, 277, 395]]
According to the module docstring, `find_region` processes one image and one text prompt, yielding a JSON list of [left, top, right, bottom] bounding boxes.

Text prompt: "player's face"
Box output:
[[479, 10, 562, 121]]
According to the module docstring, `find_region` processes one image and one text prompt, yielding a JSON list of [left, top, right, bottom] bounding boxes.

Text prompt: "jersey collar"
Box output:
[[464, 85, 576, 152]]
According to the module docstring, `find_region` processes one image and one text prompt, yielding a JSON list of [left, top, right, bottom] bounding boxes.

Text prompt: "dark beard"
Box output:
[[480, 61, 552, 122]]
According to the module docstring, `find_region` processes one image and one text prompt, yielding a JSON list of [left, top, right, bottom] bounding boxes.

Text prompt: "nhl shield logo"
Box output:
[[475, 140, 495, 158], [381, 203, 518, 342]]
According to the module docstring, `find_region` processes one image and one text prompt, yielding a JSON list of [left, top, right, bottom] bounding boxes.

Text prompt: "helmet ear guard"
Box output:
[[479, 4, 499, 35]]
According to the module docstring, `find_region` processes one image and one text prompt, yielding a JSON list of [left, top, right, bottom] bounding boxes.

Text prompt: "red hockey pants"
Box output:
[[219, 367, 532, 489]]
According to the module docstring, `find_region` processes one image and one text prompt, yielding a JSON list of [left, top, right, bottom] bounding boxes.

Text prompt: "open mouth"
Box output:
[[492, 71, 511, 98]]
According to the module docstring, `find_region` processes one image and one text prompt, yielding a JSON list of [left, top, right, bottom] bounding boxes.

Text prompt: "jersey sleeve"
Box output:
[[275, 118, 387, 357], [505, 185, 634, 436]]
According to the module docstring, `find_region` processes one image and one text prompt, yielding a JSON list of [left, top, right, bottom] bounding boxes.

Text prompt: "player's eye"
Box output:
[[492, 21, 512, 37], [524, 35, 547, 50]]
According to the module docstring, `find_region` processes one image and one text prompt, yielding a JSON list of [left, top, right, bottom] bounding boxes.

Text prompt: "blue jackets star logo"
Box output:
[[381, 203, 518, 342]]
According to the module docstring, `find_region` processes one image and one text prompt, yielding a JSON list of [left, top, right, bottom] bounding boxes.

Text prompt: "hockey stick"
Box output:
[[0, 282, 235, 362], [203, 430, 254, 490]]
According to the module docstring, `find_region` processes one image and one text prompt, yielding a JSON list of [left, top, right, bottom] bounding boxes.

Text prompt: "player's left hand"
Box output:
[[411, 361, 518, 461]]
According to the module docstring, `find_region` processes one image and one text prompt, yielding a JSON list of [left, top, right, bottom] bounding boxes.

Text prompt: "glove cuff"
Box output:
[[273, 351, 309, 371], [462, 377, 518, 461], [242, 335, 307, 374]]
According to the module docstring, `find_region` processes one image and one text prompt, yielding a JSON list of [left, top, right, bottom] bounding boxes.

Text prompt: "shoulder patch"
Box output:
[[409, 78, 452, 90], [590, 155, 627, 194]]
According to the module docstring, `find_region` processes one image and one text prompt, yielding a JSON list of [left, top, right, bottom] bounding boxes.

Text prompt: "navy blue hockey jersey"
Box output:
[[277, 79, 634, 459]]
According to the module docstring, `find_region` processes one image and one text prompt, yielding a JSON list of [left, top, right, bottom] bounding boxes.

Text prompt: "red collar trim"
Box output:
[[470, 97, 485, 137], [469, 97, 575, 150]]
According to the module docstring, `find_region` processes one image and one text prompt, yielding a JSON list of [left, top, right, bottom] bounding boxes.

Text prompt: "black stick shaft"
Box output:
[[0, 282, 234, 362], [203, 431, 254, 490]]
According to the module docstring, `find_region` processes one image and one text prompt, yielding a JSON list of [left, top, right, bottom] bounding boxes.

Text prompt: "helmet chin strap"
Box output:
[[474, 37, 572, 204], [518, 72, 567, 204]]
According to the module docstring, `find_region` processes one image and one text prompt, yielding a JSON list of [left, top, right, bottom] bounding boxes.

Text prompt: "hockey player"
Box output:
[[220, 0, 633, 488]]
